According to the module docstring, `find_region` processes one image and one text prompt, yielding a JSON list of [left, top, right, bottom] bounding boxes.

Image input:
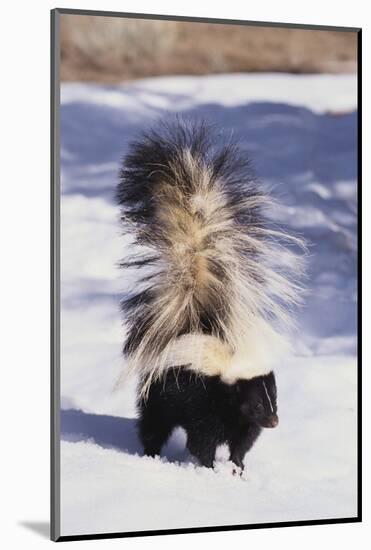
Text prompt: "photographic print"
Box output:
[[51, 8, 361, 541]]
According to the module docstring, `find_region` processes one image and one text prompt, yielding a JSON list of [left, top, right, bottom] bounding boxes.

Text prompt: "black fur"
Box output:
[[138, 369, 278, 470]]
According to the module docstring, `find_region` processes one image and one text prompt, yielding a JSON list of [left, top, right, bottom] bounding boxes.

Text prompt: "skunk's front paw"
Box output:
[[232, 466, 243, 477], [214, 460, 246, 479]]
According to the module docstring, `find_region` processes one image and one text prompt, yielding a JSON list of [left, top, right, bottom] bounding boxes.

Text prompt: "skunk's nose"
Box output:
[[267, 415, 279, 428]]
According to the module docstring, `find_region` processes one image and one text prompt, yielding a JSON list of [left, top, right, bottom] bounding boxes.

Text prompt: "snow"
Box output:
[[62, 73, 356, 114], [59, 73, 358, 537]]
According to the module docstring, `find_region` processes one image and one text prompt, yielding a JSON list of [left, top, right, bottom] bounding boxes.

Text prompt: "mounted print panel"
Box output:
[[51, 8, 361, 542]]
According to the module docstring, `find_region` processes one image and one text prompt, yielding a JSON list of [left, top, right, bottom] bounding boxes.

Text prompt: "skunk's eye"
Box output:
[[255, 402, 264, 412]]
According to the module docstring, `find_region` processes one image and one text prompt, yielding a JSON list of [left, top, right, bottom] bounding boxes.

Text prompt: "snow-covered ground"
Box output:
[[59, 74, 358, 537]]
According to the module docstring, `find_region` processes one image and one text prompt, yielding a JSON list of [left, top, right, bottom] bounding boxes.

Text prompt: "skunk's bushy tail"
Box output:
[[117, 120, 306, 395]]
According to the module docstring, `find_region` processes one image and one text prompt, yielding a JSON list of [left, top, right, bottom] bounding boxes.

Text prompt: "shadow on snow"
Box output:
[[60, 408, 188, 464]]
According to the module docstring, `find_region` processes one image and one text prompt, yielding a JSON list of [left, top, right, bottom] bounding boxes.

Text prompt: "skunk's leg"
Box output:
[[229, 424, 262, 470], [186, 427, 218, 468], [138, 410, 174, 457]]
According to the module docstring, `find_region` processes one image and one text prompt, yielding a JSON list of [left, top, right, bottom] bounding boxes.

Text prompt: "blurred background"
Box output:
[[60, 14, 357, 82]]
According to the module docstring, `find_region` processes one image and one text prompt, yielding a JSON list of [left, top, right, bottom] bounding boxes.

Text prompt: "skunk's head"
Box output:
[[236, 372, 278, 428]]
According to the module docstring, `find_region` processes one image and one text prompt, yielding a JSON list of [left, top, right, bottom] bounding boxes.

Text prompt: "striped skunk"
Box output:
[[138, 368, 278, 471], [116, 119, 304, 469]]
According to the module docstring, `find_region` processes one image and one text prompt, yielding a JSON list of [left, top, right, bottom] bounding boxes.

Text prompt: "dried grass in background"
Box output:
[[60, 14, 357, 82]]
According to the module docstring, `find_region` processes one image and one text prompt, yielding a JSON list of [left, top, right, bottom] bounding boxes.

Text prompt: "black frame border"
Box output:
[[51, 7, 362, 542]]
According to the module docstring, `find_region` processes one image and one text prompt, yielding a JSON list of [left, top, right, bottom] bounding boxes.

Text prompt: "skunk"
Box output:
[[116, 119, 304, 468], [138, 368, 278, 471]]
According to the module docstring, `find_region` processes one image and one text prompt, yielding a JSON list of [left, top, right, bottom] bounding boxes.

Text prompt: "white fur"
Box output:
[[127, 318, 290, 395]]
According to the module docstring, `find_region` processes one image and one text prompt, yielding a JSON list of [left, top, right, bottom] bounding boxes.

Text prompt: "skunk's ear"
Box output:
[[266, 371, 277, 397]]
